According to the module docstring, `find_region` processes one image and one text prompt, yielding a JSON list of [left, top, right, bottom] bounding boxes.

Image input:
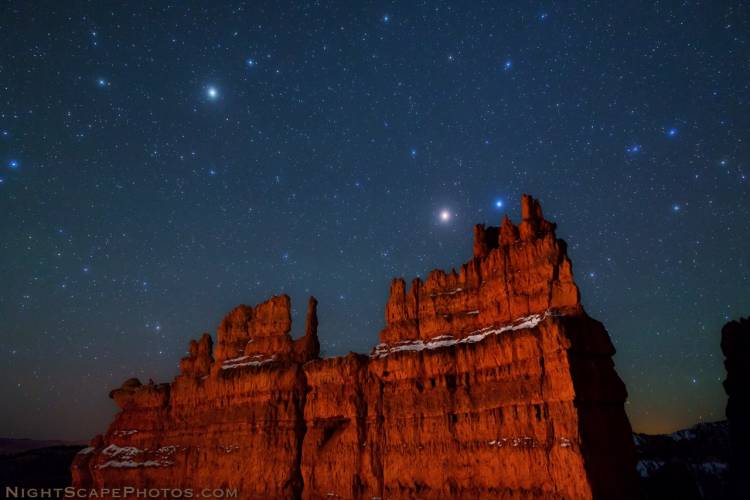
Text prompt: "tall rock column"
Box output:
[[722, 317, 750, 498]]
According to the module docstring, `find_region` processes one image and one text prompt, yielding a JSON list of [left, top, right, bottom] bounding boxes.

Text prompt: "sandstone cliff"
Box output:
[[72, 195, 639, 499]]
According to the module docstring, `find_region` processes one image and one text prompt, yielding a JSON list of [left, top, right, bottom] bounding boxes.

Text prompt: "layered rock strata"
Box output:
[[73, 195, 638, 499]]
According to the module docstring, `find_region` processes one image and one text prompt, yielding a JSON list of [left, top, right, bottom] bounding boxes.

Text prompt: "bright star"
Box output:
[[8, 160, 19, 169], [494, 199, 504, 209], [206, 86, 219, 100], [439, 209, 452, 222], [540, 13, 549, 20], [97, 78, 108, 87], [410, 148, 417, 158], [667, 127, 678, 137], [672, 204, 681, 212], [503, 60, 512, 71], [626, 144, 641, 154], [383, 14, 390, 23], [246, 58, 256, 67]]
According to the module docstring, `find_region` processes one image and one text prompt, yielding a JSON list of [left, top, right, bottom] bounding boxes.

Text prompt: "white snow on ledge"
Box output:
[[94, 443, 178, 469], [113, 429, 138, 437], [221, 354, 276, 370], [429, 287, 463, 297], [372, 311, 549, 358], [97, 459, 174, 469], [102, 444, 141, 458]]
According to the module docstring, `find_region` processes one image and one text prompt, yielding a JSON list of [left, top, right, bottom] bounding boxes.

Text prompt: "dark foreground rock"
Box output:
[[0, 445, 84, 490], [635, 421, 730, 499]]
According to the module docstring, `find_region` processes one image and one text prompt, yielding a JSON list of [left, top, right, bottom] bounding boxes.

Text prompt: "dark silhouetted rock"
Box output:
[[722, 317, 750, 498], [635, 420, 730, 499]]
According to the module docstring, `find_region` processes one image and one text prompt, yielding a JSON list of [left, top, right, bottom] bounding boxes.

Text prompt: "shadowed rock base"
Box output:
[[722, 317, 750, 499], [73, 195, 639, 499]]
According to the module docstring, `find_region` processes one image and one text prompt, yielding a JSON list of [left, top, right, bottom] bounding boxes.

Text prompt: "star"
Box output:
[[626, 144, 641, 154], [666, 127, 678, 137], [8, 159, 19, 169], [494, 199, 504, 209], [206, 86, 219, 100], [97, 78, 108, 87], [0, 177, 5, 185], [672, 204, 681, 212], [439, 209, 452, 222], [246, 58, 256, 67], [503, 60, 512, 71], [382, 14, 390, 23], [410, 148, 417, 159]]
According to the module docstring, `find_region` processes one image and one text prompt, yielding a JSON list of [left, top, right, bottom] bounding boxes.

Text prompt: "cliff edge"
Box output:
[[72, 195, 639, 499]]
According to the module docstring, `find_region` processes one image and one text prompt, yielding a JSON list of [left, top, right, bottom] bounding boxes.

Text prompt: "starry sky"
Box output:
[[1, 1, 748, 440]]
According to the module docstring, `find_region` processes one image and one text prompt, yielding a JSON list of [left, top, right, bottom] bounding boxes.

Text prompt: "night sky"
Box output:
[[1, 1, 748, 440]]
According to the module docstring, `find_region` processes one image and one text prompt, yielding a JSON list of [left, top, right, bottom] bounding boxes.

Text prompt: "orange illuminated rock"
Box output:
[[72, 195, 638, 499]]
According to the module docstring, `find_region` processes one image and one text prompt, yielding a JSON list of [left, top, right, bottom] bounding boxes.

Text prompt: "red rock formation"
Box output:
[[72, 195, 638, 499]]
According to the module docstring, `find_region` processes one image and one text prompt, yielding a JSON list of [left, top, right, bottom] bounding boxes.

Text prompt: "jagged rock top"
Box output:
[[114, 195, 580, 391], [379, 194, 580, 345]]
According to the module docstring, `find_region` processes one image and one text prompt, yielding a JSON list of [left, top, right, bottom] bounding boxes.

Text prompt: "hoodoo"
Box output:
[[72, 195, 639, 499]]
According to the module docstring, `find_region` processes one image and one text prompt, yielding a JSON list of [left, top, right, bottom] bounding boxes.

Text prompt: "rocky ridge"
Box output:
[[72, 195, 639, 499]]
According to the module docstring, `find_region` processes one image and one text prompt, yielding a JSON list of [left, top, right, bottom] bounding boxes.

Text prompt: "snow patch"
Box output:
[[487, 436, 537, 448], [670, 428, 697, 442], [97, 459, 173, 469], [113, 429, 138, 437], [77, 447, 95, 455], [373, 312, 547, 358], [429, 288, 463, 297], [102, 444, 141, 458], [222, 354, 276, 370], [96, 443, 177, 469], [695, 461, 728, 474], [637, 459, 665, 478]]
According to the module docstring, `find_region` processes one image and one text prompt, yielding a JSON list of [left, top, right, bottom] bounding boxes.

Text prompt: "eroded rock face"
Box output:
[[380, 195, 579, 346], [72, 195, 638, 499]]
